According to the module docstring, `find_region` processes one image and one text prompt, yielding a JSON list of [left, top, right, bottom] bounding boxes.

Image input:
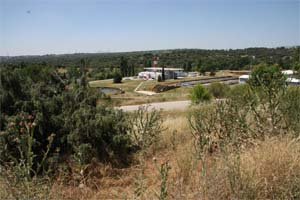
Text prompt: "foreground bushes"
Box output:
[[0, 66, 134, 176], [190, 65, 300, 156], [188, 137, 300, 199]]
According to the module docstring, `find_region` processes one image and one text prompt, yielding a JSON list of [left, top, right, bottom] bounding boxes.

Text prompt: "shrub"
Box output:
[[248, 64, 286, 90], [113, 71, 122, 83], [207, 82, 230, 99], [227, 84, 256, 109], [0, 112, 55, 200], [0, 67, 65, 176], [280, 86, 300, 135], [129, 106, 164, 151], [189, 100, 252, 158], [189, 64, 300, 159], [202, 138, 300, 199], [209, 70, 216, 76], [64, 93, 132, 165], [190, 84, 211, 104], [157, 75, 162, 82], [248, 65, 288, 135]]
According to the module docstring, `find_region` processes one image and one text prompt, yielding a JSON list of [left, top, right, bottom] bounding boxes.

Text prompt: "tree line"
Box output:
[[1, 47, 299, 80]]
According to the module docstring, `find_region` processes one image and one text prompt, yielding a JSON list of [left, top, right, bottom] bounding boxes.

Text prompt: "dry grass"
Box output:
[[198, 137, 300, 199], [1, 111, 299, 200]]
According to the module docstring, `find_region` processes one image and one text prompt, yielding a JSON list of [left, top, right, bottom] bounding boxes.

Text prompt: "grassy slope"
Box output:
[[2, 109, 298, 199]]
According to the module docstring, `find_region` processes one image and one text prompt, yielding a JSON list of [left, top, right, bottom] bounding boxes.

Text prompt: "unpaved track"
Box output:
[[118, 100, 191, 111], [134, 81, 157, 96]]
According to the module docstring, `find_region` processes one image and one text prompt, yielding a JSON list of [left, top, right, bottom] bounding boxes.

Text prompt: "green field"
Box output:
[[88, 70, 238, 106], [89, 79, 192, 106]]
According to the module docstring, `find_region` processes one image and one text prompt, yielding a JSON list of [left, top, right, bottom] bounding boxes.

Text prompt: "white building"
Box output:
[[239, 74, 250, 84], [286, 78, 300, 86], [281, 70, 294, 76], [138, 67, 185, 80], [238, 70, 300, 86]]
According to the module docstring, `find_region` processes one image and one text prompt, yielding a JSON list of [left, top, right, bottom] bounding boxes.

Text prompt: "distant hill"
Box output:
[[1, 47, 299, 71]]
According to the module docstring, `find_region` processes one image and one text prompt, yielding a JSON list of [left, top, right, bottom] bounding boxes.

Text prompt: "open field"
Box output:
[[89, 78, 192, 106], [89, 70, 239, 106]]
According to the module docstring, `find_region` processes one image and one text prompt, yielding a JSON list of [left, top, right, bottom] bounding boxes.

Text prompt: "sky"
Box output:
[[0, 0, 299, 56]]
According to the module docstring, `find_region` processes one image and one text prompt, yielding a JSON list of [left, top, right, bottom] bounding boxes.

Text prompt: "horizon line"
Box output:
[[1, 45, 299, 58]]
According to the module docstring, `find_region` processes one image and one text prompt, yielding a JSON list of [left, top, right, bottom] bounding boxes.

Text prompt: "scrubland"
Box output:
[[1, 65, 300, 200], [1, 109, 299, 200]]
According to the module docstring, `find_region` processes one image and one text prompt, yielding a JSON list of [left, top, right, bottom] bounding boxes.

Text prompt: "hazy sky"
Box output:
[[1, 0, 299, 56]]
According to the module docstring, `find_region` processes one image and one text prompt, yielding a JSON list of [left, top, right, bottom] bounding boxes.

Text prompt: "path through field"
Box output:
[[118, 100, 191, 111]]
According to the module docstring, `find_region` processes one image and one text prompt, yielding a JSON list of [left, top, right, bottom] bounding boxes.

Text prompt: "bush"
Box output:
[[113, 72, 122, 83], [129, 106, 164, 151], [64, 87, 132, 165], [202, 138, 300, 199], [189, 65, 300, 158], [157, 75, 162, 82], [209, 71, 216, 76], [248, 65, 288, 135], [280, 86, 300, 135], [207, 82, 230, 99], [190, 84, 211, 104], [248, 64, 286, 89], [227, 84, 256, 108], [189, 99, 253, 158], [0, 65, 133, 173], [0, 67, 65, 176]]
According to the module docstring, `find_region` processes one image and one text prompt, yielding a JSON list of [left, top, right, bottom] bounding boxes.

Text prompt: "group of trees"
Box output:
[[0, 65, 135, 180], [120, 56, 135, 77], [190, 64, 298, 105], [190, 64, 300, 155], [1, 47, 299, 80]]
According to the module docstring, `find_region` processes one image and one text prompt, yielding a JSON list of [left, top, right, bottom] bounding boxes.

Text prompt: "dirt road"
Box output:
[[118, 100, 191, 111]]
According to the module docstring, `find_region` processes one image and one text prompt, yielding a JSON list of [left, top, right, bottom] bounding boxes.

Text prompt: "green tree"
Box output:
[[113, 71, 123, 83], [248, 64, 286, 89], [120, 56, 128, 77], [162, 66, 165, 81], [190, 84, 212, 104]]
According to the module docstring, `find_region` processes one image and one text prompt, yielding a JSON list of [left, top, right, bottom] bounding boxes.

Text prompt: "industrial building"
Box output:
[[138, 67, 185, 80]]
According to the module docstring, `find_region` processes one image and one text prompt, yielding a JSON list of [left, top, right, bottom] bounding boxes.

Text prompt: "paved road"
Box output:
[[118, 100, 191, 112]]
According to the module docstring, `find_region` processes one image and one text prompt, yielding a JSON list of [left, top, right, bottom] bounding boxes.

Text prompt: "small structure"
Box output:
[[286, 78, 300, 86], [239, 74, 250, 84], [281, 70, 294, 77], [188, 72, 199, 77], [138, 67, 184, 80], [238, 71, 300, 86]]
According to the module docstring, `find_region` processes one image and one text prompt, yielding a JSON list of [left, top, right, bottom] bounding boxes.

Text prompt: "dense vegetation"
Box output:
[[0, 65, 135, 177]]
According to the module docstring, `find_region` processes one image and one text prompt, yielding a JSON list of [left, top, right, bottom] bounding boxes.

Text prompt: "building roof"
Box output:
[[287, 78, 300, 83], [281, 70, 294, 75], [144, 67, 184, 71], [239, 75, 250, 79]]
